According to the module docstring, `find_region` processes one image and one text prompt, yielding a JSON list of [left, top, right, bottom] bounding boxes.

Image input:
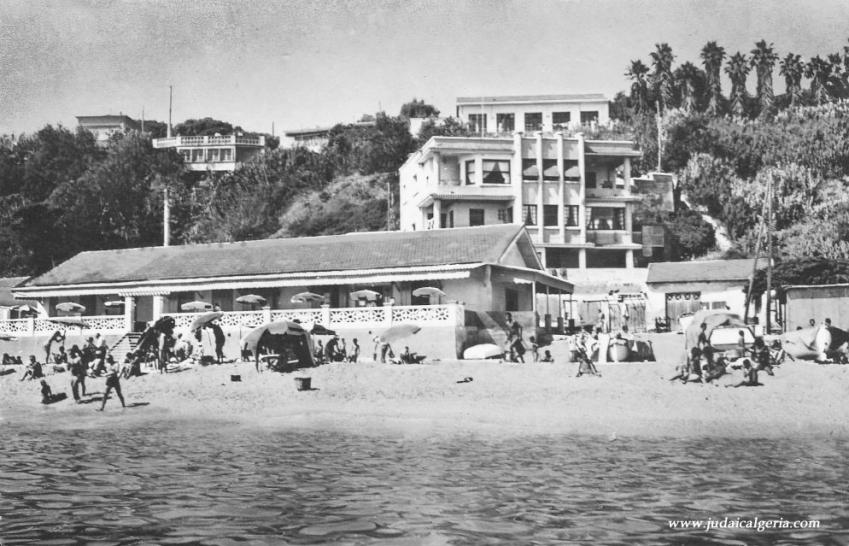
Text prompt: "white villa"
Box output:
[[6, 225, 572, 359], [152, 134, 266, 171]]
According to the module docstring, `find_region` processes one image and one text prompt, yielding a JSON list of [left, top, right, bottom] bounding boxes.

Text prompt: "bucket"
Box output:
[[295, 377, 312, 391]]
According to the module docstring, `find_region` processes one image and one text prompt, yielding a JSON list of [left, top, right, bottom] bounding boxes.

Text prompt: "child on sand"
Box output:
[[541, 350, 553, 362], [19, 355, 43, 381], [727, 359, 759, 388], [529, 336, 539, 362]]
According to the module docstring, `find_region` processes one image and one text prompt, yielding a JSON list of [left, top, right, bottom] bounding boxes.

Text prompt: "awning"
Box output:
[[543, 163, 559, 179], [523, 164, 539, 178], [564, 165, 581, 179]]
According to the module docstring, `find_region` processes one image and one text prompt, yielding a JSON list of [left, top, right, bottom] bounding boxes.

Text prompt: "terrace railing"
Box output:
[[0, 315, 127, 337]]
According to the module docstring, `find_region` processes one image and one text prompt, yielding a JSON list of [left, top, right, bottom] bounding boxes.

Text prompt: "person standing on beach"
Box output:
[[529, 335, 539, 362], [348, 338, 360, 363], [70, 350, 88, 402], [43, 330, 65, 364], [98, 356, 125, 411], [210, 322, 226, 363]]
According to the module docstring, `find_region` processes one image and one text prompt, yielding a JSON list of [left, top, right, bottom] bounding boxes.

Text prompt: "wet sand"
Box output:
[[2, 333, 848, 438]]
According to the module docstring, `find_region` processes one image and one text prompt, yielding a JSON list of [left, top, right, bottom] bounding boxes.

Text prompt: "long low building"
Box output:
[[8, 225, 572, 359]]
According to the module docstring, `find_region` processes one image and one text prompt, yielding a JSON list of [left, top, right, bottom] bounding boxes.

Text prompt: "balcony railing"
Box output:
[[153, 135, 265, 149], [586, 231, 632, 245], [0, 305, 461, 337]]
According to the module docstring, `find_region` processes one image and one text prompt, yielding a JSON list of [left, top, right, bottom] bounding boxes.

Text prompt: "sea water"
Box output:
[[1, 421, 847, 545]]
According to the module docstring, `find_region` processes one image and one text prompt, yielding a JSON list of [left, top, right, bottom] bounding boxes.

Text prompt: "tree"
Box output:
[[650, 43, 676, 113], [415, 117, 473, 143], [805, 56, 832, 104], [749, 40, 779, 117], [674, 62, 703, 111], [700, 41, 726, 115], [399, 98, 440, 119], [625, 59, 651, 113], [174, 117, 241, 136], [725, 52, 751, 116], [779, 53, 805, 106]]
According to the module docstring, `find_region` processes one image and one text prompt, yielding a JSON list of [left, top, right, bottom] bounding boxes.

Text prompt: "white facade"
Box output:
[[399, 133, 643, 275], [456, 94, 610, 136], [152, 134, 265, 171]]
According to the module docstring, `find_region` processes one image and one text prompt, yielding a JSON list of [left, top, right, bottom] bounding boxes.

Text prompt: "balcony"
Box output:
[[152, 135, 266, 149], [586, 231, 633, 246]]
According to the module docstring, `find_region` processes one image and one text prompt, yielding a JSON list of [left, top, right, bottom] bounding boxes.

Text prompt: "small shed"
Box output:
[[782, 284, 849, 332]]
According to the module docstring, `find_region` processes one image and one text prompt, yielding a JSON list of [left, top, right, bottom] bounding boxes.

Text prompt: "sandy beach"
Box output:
[[2, 333, 848, 439]]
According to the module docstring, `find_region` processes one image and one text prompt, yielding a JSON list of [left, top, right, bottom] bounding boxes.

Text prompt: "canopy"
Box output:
[[412, 287, 446, 298], [13, 304, 37, 313], [236, 294, 267, 306], [56, 302, 85, 313], [379, 324, 421, 343], [241, 321, 308, 353], [310, 323, 336, 336], [291, 292, 325, 304], [350, 289, 381, 300], [103, 300, 125, 308], [189, 311, 223, 332], [181, 301, 212, 312], [684, 311, 750, 353]]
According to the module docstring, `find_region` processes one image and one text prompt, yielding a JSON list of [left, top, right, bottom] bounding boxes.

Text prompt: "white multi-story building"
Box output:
[[455, 94, 609, 136], [151, 134, 265, 171], [76, 115, 141, 147], [399, 132, 643, 272]]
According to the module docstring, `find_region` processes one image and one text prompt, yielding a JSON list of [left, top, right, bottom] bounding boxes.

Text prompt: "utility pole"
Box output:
[[765, 174, 773, 333], [167, 85, 173, 138], [656, 109, 663, 171], [163, 187, 171, 247]]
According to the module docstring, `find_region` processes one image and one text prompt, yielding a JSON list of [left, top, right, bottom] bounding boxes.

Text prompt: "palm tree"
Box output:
[[750, 40, 779, 115], [700, 41, 726, 115], [674, 62, 701, 111], [779, 53, 804, 106], [650, 43, 675, 113], [725, 52, 751, 116], [625, 59, 651, 113], [805, 55, 832, 104], [826, 52, 848, 99]]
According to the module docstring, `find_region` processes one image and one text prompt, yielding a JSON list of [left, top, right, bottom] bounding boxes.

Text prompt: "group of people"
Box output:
[[314, 336, 360, 364], [501, 313, 549, 363]]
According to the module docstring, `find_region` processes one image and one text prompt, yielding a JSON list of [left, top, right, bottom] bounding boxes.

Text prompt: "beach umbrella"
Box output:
[[104, 300, 125, 308], [13, 304, 36, 313], [291, 292, 325, 304], [350, 289, 381, 300], [181, 301, 212, 312], [236, 294, 267, 306], [56, 302, 85, 313], [241, 321, 307, 353], [49, 316, 89, 328], [379, 324, 421, 343], [310, 323, 336, 336], [412, 287, 446, 298], [189, 311, 224, 332]]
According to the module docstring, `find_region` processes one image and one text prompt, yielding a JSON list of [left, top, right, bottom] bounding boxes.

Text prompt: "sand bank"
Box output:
[[2, 334, 848, 438]]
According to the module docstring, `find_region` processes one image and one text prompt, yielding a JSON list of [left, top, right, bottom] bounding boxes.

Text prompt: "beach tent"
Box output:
[[780, 325, 849, 360], [683, 311, 752, 354], [241, 321, 315, 369]]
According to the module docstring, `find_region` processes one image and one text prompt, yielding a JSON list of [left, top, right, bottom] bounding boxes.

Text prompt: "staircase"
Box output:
[[469, 311, 510, 348], [109, 332, 142, 363]]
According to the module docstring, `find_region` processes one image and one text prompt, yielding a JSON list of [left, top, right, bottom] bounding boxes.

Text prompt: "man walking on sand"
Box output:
[[98, 356, 125, 411]]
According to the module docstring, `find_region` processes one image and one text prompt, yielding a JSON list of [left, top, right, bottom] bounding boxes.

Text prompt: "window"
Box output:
[[482, 160, 510, 184], [553, 111, 571, 129], [496, 113, 515, 133], [564, 205, 579, 227], [505, 288, 519, 311], [209, 148, 220, 162], [546, 248, 579, 268], [542, 159, 558, 181], [221, 148, 233, 161], [524, 112, 542, 132], [522, 205, 537, 226], [465, 160, 476, 185], [440, 213, 446, 228], [543, 205, 559, 226], [469, 208, 485, 226], [180, 150, 191, 162], [585, 171, 597, 188], [468, 113, 487, 134], [522, 158, 538, 180], [448, 210, 455, 228], [580, 111, 599, 124], [564, 160, 580, 181], [497, 208, 513, 223], [587, 207, 625, 230]]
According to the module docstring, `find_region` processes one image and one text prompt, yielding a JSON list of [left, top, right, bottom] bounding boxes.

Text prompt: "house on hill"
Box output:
[[76, 115, 141, 147], [8, 225, 572, 359], [645, 259, 767, 328]]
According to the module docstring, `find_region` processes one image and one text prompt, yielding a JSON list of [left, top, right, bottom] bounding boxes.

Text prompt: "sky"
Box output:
[[1, 0, 848, 136]]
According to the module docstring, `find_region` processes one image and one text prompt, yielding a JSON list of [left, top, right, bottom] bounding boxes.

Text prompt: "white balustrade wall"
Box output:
[[0, 304, 463, 337]]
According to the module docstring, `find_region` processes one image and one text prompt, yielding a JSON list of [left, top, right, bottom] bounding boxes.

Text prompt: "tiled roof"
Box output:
[[457, 94, 607, 104], [0, 276, 33, 306], [646, 259, 766, 284], [24, 225, 530, 288]]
